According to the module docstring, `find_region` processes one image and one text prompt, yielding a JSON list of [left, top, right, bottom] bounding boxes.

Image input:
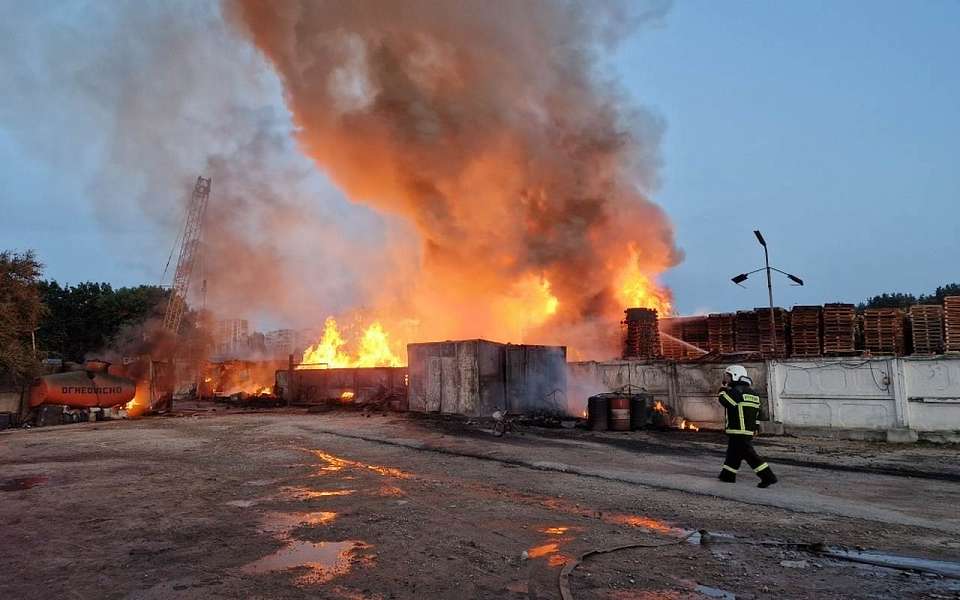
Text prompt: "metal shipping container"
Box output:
[[407, 340, 567, 417]]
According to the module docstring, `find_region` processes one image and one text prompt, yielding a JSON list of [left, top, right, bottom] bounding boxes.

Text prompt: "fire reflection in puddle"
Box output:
[[527, 542, 560, 558], [312, 450, 412, 479], [259, 511, 337, 535], [241, 540, 370, 585], [283, 486, 356, 500]]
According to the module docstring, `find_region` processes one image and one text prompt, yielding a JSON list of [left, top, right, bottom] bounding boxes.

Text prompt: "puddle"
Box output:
[[226, 499, 258, 508], [241, 540, 370, 585], [312, 450, 412, 479], [607, 514, 685, 535], [0, 476, 47, 491], [244, 479, 278, 487], [527, 542, 560, 558], [259, 511, 337, 535], [821, 547, 960, 579], [540, 526, 571, 536], [694, 584, 736, 599]]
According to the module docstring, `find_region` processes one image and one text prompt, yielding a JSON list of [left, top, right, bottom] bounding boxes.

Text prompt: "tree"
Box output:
[[0, 250, 45, 387], [859, 284, 960, 311], [919, 284, 960, 305], [37, 281, 170, 362], [859, 292, 917, 311]]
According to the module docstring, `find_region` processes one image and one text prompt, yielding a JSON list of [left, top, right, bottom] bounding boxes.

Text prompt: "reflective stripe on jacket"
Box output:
[[718, 383, 761, 436]]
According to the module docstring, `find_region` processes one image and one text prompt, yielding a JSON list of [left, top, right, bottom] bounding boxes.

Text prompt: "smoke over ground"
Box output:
[[228, 0, 681, 357]]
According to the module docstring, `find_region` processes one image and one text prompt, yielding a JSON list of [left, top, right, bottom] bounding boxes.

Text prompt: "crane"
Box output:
[[162, 176, 211, 334]]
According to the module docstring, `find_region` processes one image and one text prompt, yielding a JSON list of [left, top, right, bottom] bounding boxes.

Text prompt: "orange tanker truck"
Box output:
[[29, 369, 136, 409]]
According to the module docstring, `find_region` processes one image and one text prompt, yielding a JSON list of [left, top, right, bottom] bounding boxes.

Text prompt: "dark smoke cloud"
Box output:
[[227, 0, 681, 356], [0, 1, 395, 328]]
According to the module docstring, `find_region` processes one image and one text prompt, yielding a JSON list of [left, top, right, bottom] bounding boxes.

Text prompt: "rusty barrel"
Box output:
[[587, 395, 609, 431], [608, 396, 631, 431]]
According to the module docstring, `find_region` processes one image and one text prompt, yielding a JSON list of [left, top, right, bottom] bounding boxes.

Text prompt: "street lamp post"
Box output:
[[731, 231, 804, 357], [754, 230, 778, 357]]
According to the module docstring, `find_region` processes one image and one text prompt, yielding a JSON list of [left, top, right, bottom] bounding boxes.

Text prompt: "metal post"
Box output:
[[763, 244, 777, 357]]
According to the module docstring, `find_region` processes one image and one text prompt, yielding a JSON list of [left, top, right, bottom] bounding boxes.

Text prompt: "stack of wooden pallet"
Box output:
[[756, 307, 789, 357], [735, 310, 760, 353], [822, 303, 857, 355], [790, 305, 822, 357], [945, 296, 960, 353], [658, 316, 710, 360], [683, 316, 709, 355], [707, 313, 736, 354], [909, 304, 944, 355], [862, 308, 906, 355], [658, 317, 686, 360], [623, 308, 661, 359]]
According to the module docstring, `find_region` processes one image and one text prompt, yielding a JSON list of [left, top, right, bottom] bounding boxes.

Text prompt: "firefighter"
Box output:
[[717, 365, 778, 488]]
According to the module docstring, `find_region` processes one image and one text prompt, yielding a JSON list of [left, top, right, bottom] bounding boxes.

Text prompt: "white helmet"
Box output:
[[724, 365, 752, 385]]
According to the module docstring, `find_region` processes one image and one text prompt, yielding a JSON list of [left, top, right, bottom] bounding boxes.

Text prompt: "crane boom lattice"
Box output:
[[162, 176, 211, 334]]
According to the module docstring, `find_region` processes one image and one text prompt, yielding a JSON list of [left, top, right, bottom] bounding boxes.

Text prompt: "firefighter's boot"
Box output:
[[756, 465, 778, 488], [718, 467, 737, 483]]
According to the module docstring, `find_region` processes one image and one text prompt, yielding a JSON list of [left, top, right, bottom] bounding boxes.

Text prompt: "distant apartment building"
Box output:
[[214, 319, 249, 358], [264, 328, 320, 360]]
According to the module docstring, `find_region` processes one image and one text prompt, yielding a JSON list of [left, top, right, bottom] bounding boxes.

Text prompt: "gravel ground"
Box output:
[[2, 408, 958, 599]]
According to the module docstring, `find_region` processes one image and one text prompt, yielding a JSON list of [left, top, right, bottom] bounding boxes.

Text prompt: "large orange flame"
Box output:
[[300, 317, 404, 369]]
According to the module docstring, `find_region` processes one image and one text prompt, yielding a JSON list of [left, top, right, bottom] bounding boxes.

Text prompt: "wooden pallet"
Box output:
[[862, 308, 906, 355], [909, 304, 944, 355], [623, 308, 661, 359], [945, 296, 960, 353], [822, 303, 856, 355], [756, 307, 789, 357], [658, 316, 709, 360], [735, 310, 760, 353], [790, 305, 822, 357], [707, 313, 736, 354]]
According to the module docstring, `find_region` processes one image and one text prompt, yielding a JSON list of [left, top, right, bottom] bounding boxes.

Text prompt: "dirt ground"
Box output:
[[2, 406, 959, 599]]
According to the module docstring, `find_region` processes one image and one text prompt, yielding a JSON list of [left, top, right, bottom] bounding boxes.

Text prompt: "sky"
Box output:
[[1, 0, 958, 319]]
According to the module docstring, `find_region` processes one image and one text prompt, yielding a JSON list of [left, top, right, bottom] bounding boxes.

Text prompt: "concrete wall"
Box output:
[[569, 356, 960, 435], [768, 356, 960, 433], [567, 360, 767, 428]]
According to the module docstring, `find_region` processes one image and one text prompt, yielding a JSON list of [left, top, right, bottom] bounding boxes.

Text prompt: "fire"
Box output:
[[300, 317, 403, 369], [124, 381, 149, 418], [340, 391, 355, 401], [652, 400, 667, 414], [616, 245, 673, 317], [680, 419, 699, 432]]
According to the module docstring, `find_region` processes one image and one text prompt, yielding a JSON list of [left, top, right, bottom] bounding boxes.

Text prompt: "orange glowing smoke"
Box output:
[[229, 1, 681, 359], [300, 317, 404, 369]]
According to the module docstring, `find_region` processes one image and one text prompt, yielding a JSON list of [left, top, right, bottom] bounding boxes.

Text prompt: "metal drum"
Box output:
[[587, 395, 609, 431], [608, 396, 631, 431], [630, 393, 652, 430]]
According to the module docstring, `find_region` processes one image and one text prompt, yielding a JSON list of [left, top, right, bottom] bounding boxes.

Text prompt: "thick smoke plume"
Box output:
[[229, 0, 681, 357]]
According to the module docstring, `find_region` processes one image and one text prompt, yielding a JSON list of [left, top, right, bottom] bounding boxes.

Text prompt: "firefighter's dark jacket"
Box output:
[[718, 382, 761, 436]]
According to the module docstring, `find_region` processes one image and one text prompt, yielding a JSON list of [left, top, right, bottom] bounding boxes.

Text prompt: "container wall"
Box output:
[[288, 367, 407, 405], [505, 345, 567, 414]]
